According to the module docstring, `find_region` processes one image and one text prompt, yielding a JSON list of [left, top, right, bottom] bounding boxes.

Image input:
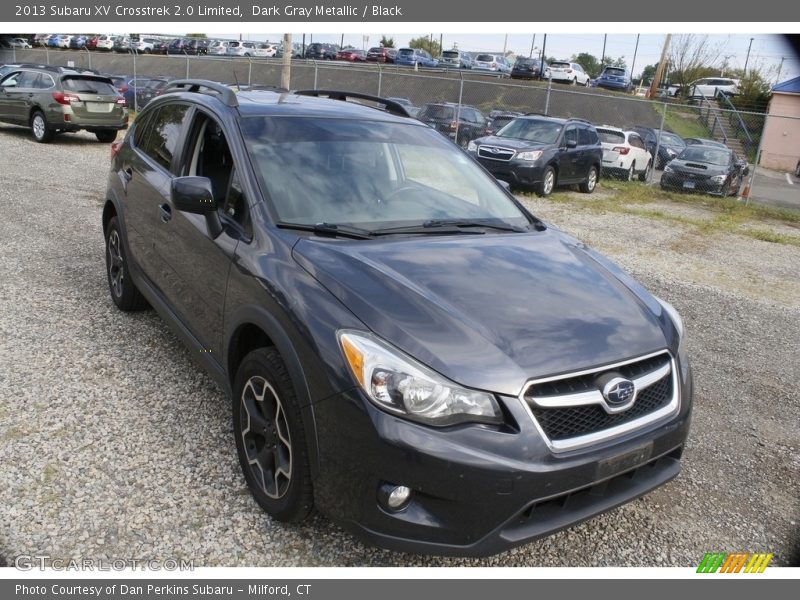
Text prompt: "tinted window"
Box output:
[[597, 129, 626, 144], [578, 126, 597, 145], [443, 51, 460, 58], [34, 73, 55, 89], [564, 127, 578, 145], [140, 104, 191, 171], [659, 132, 685, 148], [603, 68, 626, 77], [475, 54, 495, 62], [418, 105, 455, 120], [551, 62, 570, 68], [61, 76, 118, 95], [628, 135, 645, 149]]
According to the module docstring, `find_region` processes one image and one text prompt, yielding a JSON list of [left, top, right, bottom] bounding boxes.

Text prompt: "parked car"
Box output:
[[660, 144, 747, 196], [135, 77, 171, 109], [57, 35, 73, 49], [205, 40, 229, 55], [105, 74, 135, 107], [472, 54, 512, 75], [95, 35, 115, 51], [9, 38, 31, 49], [46, 35, 61, 49], [546, 61, 591, 86], [68, 35, 88, 50], [224, 41, 256, 57], [168, 38, 207, 55], [102, 82, 692, 557], [669, 78, 739, 98], [336, 48, 367, 62], [468, 115, 603, 196], [487, 111, 522, 134], [438, 49, 473, 69], [366, 46, 397, 63], [595, 66, 632, 92], [133, 38, 161, 54], [113, 36, 131, 53], [385, 97, 420, 117], [0, 66, 127, 142], [629, 126, 686, 169], [416, 102, 488, 146], [511, 57, 544, 80], [85, 36, 99, 51], [305, 43, 338, 60], [684, 138, 749, 172], [254, 43, 278, 58], [596, 126, 652, 181], [395, 48, 438, 68], [33, 34, 50, 47]]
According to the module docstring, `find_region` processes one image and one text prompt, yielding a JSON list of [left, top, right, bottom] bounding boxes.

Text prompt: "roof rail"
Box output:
[[294, 89, 411, 118], [163, 79, 238, 107]]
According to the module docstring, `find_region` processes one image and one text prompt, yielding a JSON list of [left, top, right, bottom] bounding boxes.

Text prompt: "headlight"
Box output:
[[339, 331, 503, 426], [516, 150, 543, 161], [666, 148, 677, 156], [656, 298, 688, 375], [664, 163, 675, 173], [710, 174, 726, 183], [467, 140, 477, 152]]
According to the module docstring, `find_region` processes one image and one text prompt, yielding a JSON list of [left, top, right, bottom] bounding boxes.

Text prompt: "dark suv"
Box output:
[[305, 43, 337, 60], [468, 115, 604, 196], [416, 102, 489, 146], [103, 81, 692, 557]]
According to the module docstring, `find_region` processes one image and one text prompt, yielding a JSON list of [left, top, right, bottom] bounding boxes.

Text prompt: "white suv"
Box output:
[[95, 35, 115, 51], [670, 77, 739, 98], [596, 125, 653, 181], [206, 40, 229, 55], [547, 61, 590, 86], [254, 43, 277, 58]]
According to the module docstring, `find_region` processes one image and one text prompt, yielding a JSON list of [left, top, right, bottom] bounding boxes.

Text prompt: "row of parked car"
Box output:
[[0, 60, 748, 197]]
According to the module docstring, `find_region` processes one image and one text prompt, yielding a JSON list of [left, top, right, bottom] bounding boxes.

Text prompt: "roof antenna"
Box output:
[[232, 69, 241, 92]]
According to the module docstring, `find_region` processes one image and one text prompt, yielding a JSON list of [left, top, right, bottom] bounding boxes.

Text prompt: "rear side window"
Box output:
[[579, 127, 598, 145], [34, 73, 55, 89], [139, 104, 192, 172]]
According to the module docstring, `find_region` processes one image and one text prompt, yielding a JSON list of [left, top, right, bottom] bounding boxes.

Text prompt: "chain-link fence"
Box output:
[[3, 47, 799, 210]]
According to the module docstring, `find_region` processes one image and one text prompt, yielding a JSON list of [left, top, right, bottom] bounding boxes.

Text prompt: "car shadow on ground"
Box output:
[[0, 123, 122, 145]]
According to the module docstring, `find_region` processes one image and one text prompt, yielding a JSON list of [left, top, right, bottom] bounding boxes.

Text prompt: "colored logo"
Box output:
[[602, 377, 636, 406], [697, 552, 773, 573]]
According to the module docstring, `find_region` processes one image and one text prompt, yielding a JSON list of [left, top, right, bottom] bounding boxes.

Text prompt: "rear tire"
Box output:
[[95, 130, 117, 143], [638, 161, 652, 182], [626, 163, 635, 181], [30, 111, 52, 143], [233, 348, 314, 523], [579, 166, 598, 193]]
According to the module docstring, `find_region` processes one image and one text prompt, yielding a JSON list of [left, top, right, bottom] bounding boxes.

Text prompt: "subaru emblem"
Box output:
[[602, 377, 636, 407]]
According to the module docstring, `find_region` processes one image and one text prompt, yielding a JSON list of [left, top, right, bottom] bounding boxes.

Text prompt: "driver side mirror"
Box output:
[[565, 139, 578, 149], [171, 176, 223, 239]]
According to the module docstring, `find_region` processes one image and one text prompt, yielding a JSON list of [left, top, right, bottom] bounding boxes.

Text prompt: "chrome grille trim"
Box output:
[[518, 350, 680, 453], [477, 145, 515, 161]]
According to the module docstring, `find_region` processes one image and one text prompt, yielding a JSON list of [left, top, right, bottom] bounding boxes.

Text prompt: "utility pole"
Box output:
[[540, 33, 547, 78], [503, 34, 508, 55], [601, 34, 607, 66], [281, 33, 292, 90], [340, 34, 344, 49], [649, 33, 672, 99], [630, 33, 640, 81], [743, 37, 754, 74], [720, 54, 733, 76], [776, 56, 785, 84], [439, 33, 443, 53], [529, 34, 536, 58]]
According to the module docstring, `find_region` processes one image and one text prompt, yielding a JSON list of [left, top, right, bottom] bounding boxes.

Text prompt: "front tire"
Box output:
[[30, 111, 52, 143], [233, 348, 313, 523], [105, 216, 148, 311], [536, 166, 556, 197], [579, 166, 598, 193], [638, 160, 652, 182]]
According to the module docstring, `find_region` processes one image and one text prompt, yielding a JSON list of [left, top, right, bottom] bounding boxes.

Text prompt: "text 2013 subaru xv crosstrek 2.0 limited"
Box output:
[[103, 81, 692, 556]]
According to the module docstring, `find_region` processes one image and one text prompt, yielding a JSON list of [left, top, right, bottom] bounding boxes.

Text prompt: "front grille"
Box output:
[[478, 145, 515, 161], [523, 352, 676, 448]]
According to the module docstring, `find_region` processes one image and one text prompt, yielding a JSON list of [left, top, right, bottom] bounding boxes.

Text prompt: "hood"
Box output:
[[669, 159, 728, 174], [293, 230, 671, 396], [474, 135, 552, 151]]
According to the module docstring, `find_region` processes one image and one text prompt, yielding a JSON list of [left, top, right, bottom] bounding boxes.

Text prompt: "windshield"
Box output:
[[442, 51, 460, 58], [475, 54, 495, 62], [399, 49, 414, 55], [678, 146, 730, 166], [240, 117, 530, 230], [61, 77, 117, 94], [496, 119, 562, 144], [660, 132, 685, 147], [515, 59, 535, 66]]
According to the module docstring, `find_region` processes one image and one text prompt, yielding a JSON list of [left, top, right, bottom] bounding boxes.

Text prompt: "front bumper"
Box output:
[[660, 172, 725, 195], [474, 156, 546, 187], [311, 364, 693, 556], [597, 80, 629, 90]]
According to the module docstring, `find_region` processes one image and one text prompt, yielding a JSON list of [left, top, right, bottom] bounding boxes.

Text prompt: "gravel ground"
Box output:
[[0, 124, 798, 567]]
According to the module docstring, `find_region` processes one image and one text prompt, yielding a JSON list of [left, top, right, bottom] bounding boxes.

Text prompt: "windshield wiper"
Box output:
[[424, 219, 529, 232], [276, 222, 374, 240], [370, 219, 527, 236]]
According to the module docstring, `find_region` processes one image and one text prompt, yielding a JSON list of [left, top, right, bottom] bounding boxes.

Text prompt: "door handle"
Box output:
[[121, 167, 133, 181], [159, 203, 172, 223]]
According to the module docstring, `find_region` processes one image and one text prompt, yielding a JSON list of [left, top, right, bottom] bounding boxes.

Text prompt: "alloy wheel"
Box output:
[[543, 169, 555, 195], [107, 229, 124, 298], [240, 376, 292, 499]]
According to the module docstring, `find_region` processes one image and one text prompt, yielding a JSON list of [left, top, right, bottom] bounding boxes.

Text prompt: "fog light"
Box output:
[[378, 483, 412, 511]]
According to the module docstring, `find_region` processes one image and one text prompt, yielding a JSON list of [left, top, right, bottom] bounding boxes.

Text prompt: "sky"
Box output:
[[221, 32, 800, 81]]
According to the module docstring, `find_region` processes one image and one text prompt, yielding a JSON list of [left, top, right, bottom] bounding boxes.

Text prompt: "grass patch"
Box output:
[[520, 181, 800, 247], [42, 464, 59, 483], [662, 107, 710, 140]]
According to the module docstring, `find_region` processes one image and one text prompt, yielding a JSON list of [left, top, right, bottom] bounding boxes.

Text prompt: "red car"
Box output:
[[85, 36, 99, 51], [336, 48, 367, 62], [366, 46, 397, 63]]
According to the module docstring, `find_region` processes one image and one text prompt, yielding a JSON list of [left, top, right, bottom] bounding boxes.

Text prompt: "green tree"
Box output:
[[408, 35, 441, 57], [571, 52, 601, 77], [379, 35, 395, 48], [609, 56, 627, 69], [667, 34, 722, 99], [731, 68, 772, 112], [638, 63, 657, 84]]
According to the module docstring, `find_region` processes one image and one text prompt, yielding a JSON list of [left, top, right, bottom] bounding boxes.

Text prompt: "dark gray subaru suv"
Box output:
[[103, 81, 692, 556]]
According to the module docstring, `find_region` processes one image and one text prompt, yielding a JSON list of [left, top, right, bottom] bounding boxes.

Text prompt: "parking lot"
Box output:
[[0, 126, 798, 567]]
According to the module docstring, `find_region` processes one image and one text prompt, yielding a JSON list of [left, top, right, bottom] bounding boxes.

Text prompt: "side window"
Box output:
[[131, 109, 154, 149], [17, 71, 39, 88], [578, 126, 592, 146], [564, 126, 577, 146], [141, 104, 191, 172], [34, 73, 55, 89], [0, 72, 22, 87], [629, 135, 644, 150]]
